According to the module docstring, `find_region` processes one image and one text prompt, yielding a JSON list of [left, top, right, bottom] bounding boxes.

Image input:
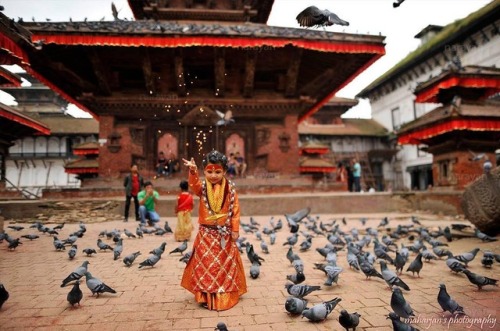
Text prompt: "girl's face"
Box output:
[[204, 163, 226, 184]]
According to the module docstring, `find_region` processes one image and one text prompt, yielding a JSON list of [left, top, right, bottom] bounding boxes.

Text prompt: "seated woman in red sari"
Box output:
[[181, 151, 247, 311]]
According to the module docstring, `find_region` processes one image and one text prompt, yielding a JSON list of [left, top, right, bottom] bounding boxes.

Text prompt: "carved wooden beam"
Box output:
[[46, 61, 96, 92], [214, 48, 225, 97], [243, 51, 257, 98], [174, 50, 187, 97], [86, 49, 112, 96], [142, 49, 156, 95], [298, 68, 335, 96], [285, 48, 302, 98]]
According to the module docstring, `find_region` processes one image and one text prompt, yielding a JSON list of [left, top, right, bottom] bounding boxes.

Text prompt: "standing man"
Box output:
[[352, 158, 362, 192], [138, 181, 161, 226], [123, 164, 144, 222]]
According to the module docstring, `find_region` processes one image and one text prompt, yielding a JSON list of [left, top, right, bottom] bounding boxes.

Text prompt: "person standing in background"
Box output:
[[123, 164, 144, 222], [174, 180, 194, 241], [352, 158, 362, 192]]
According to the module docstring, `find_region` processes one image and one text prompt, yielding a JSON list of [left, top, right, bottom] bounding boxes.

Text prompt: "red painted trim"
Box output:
[[73, 149, 99, 155], [0, 33, 30, 65], [0, 69, 22, 87], [0, 107, 50, 135], [299, 166, 336, 173], [65, 168, 99, 174], [300, 148, 329, 155], [415, 77, 500, 103], [398, 119, 500, 145]]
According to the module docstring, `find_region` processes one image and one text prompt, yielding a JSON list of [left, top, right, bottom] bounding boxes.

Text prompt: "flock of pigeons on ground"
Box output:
[[0, 207, 499, 330], [237, 208, 499, 330]]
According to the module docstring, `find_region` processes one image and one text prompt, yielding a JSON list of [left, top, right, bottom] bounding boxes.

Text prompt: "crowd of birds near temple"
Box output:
[[1, 206, 499, 330]]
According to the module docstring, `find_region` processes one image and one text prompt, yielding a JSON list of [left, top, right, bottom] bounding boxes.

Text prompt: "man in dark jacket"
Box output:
[[123, 164, 144, 222]]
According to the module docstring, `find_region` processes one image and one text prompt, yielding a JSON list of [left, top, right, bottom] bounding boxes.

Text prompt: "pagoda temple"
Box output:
[[0, 1, 385, 179], [397, 65, 500, 190]]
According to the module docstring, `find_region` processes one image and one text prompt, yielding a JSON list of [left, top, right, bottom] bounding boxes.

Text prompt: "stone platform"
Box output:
[[0, 212, 498, 330]]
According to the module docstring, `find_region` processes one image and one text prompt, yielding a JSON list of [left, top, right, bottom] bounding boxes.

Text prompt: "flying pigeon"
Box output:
[[215, 110, 234, 126], [67, 281, 83, 307], [338, 309, 361, 331], [393, 0, 406, 8], [61, 261, 90, 287], [84, 272, 116, 297], [302, 297, 342, 322], [296, 6, 349, 28], [437, 283, 465, 315], [285, 296, 307, 315]]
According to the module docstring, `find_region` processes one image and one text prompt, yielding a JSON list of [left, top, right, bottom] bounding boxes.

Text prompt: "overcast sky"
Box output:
[[1, 0, 493, 118]]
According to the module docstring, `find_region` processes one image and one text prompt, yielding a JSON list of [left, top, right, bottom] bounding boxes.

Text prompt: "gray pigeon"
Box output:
[[214, 322, 228, 331], [82, 248, 97, 256], [139, 253, 162, 268], [68, 244, 78, 260], [302, 297, 342, 322], [338, 309, 361, 330], [249, 262, 260, 279], [67, 280, 83, 307], [453, 248, 480, 267], [292, 259, 305, 274], [286, 272, 305, 285], [481, 251, 495, 268], [445, 252, 466, 273], [285, 296, 307, 315], [406, 253, 423, 277], [113, 238, 123, 260], [150, 242, 167, 255], [0, 283, 9, 309], [359, 260, 384, 280], [323, 265, 343, 286], [437, 283, 465, 315], [123, 251, 141, 267], [474, 229, 497, 242], [394, 251, 407, 274], [53, 237, 66, 251], [260, 240, 269, 254], [387, 312, 420, 331], [61, 261, 90, 287], [123, 228, 136, 238], [285, 283, 321, 299], [169, 240, 188, 255], [97, 239, 113, 251], [20, 234, 39, 240], [84, 272, 116, 297], [380, 261, 410, 291], [391, 286, 415, 318], [462, 270, 498, 290]]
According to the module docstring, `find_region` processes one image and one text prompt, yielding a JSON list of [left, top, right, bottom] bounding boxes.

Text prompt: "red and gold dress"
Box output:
[[174, 191, 194, 241], [181, 171, 247, 310]]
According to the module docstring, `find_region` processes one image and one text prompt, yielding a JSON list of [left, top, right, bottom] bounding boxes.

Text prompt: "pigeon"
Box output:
[[323, 265, 344, 286], [302, 297, 342, 322], [474, 229, 497, 242], [406, 253, 423, 277], [292, 259, 305, 274], [445, 252, 466, 273], [214, 322, 228, 331], [215, 110, 234, 126], [169, 240, 188, 255], [393, 0, 406, 8], [21, 234, 39, 240], [338, 309, 361, 331], [285, 296, 308, 315], [260, 240, 269, 254], [379, 261, 410, 291], [246, 244, 265, 265], [82, 248, 97, 257], [53, 237, 66, 250], [443, 226, 453, 242], [53, 222, 65, 231], [453, 248, 480, 267], [7, 225, 24, 231], [164, 221, 173, 233], [67, 280, 83, 307], [7, 238, 22, 250], [0, 283, 9, 309], [286, 272, 305, 285], [123, 251, 141, 267], [113, 239, 123, 260], [483, 158, 492, 174], [285, 207, 310, 233], [61, 261, 90, 287], [391, 286, 415, 318], [179, 251, 192, 264], [359, 260, 384, 280], [68, 244, 78, 259], [387, 312, 420, 331], [437, 283, 465, 315], [462, 270, 498, 290], [123, 229, 136, 238], [283, 233, 299, 246], [136, 227, 144, 238], [481, 251, 495, 268], [97, 239, 113, 251], [249, 262, 260, 279], [394, 251, 407, 274], [84, 272, 116, 297], [451, 224, 471, 231], [285, 283, 321, 299], [150, 242, 167, 255], [296, 6, 349, 28], [139, 253, 162, 268]]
